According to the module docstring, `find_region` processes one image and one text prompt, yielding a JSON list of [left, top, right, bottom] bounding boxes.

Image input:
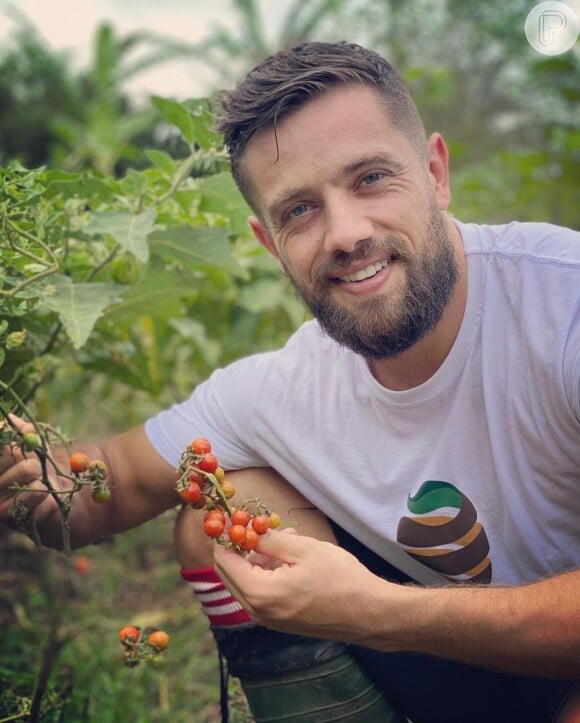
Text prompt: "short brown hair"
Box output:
[[213, 41, 427, 205]]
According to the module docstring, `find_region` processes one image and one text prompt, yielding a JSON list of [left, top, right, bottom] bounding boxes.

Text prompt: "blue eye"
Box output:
[[288, 203, 311, 218], [361, 172, 384, 186]]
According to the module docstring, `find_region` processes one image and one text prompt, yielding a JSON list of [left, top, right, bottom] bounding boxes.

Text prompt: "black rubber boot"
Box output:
[[212, 625, 405, 723]]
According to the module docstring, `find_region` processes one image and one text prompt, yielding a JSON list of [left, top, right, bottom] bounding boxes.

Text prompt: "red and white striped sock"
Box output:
[[181, 566, 254, 628]]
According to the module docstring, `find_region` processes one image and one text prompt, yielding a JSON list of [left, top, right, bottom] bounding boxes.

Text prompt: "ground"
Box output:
[[0, 512, 253, 722]]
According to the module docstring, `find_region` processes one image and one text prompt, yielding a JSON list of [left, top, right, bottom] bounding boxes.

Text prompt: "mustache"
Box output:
[[313, 236, 408, 285]]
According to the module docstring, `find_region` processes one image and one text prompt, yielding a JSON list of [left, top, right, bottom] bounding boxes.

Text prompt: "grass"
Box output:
[[0, 512, 253, 722]]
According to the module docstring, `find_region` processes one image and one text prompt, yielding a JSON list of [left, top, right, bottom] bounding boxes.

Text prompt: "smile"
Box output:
[[339, 259, 390, 283]]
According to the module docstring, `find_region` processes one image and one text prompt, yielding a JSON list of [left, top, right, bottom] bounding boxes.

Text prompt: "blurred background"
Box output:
[[0, 1, 578, 721]]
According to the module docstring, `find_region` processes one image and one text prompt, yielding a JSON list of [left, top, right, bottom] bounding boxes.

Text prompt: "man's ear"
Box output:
[[248, 216, 284, 271], [426, 133, 451, 211]]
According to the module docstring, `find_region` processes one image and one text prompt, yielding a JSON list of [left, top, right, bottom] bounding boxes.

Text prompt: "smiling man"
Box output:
[[1, 41, 579, 723]]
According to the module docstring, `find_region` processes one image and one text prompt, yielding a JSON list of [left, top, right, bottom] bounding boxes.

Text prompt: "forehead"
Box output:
[[240, 85, 413, 217]]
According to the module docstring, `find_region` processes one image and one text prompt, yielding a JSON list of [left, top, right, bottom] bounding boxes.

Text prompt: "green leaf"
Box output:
[[149, 226, 244, 276], [236, 278, 305, 327], [151, 96, 195, 145], [197, 172, 252, 238], [85, 208, 156, 262], [145, 149, 179, 176], [181, 98, 222, 149], [102, 266, 190, 323], [38, 275, 123, 348]]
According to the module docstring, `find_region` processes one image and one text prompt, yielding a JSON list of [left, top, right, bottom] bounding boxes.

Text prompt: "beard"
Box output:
[[281, 201, 460, 359]]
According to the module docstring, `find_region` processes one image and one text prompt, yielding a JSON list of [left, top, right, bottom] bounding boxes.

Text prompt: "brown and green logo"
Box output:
[[397, 481, 492, 584]]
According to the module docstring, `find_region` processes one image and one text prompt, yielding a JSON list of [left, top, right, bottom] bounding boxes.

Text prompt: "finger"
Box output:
[[0, 415, 38, 472], [253, 527, 310, 562], [213, 544, 257, 606]]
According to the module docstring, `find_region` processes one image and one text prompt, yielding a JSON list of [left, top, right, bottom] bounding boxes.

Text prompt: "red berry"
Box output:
[[70, 452, 90, 474], [231, 509, 251, 527], [203, 518, 225, 538], [228, 524, 248, 545], [198, 453, 218, 473], [241, 528, 260, 551], [179, 481, 201, 504], [147, 630, 170, 651], [190, 437, 212, 455], [204, 509, 226, 524], [251, 515, 271, 535], [118, 626, 140, 644]]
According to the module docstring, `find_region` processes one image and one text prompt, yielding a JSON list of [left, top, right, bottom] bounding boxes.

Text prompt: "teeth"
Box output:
[[341, 260, 389, 283]]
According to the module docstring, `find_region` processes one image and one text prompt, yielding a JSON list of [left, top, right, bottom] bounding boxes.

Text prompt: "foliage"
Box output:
[[0, 96, 303, 428], [0, 516, 252, 722]]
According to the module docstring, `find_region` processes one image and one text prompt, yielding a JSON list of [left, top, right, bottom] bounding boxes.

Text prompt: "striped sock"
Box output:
[[181, 566, 254, 628]]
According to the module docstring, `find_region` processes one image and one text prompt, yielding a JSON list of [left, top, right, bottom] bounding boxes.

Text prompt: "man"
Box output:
[[1, 42, 579, 722]]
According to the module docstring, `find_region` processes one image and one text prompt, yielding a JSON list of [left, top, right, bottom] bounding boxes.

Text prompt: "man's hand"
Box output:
[[0, 414, 60, 522], [215, 529, 580, 680], [213, 528, 394, 640]]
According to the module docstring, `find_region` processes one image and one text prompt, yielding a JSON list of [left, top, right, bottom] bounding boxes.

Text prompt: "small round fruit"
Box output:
[[187, 470, 205, 486], [251, 515, 271, 535], [110, 254, 139, 285], [147, 630, 170, 651], [190, 437, 212, 455], [228, 524, 248, 545], [198, 453, 218, 473], [269, 512, 281, 529], [220, 480, 235, 499], [69, 452, 90, 474], [230, 509, 251, 527], [74, 555, 90, 575], [203, 518, 225, 538], [118, 625, 140, 644], [241, 528, 260, 551], [92, 486, 111, 504], [22, 432, 40, 451], [214, 466, 225, 482], [204, 509, 226, 524], [178, 481, 201, 505]]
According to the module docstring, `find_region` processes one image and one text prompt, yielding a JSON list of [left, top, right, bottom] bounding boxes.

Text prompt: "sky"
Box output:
[[0, 0, 293, 100]]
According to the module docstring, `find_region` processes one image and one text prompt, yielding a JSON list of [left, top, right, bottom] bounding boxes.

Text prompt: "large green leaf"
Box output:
[[151, 96, 195, 145], [85, 208, 156, 262], [101, 266, 194, 323], [236, 278, 305, 327], [38, 275, 123, 348], [149, 225, 244, 276], [197, 172, 252, 238]]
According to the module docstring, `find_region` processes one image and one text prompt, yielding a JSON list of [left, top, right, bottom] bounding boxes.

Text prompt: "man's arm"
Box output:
[[0, 416, 180, 548], [214, 530, 580, 680]]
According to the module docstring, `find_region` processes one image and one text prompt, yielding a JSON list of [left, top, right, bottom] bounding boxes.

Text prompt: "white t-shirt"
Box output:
[[146, 221, 580, 586]]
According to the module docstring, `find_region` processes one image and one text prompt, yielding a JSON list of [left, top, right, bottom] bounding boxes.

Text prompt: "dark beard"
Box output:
[[283, 204, 459, 359]]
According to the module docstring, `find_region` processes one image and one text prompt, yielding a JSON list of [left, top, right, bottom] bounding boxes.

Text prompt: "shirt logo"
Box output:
[[397, 480, 492, 583]]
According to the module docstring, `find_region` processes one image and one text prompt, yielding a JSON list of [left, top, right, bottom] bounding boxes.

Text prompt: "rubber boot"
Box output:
[[212, 625, 405, 722]]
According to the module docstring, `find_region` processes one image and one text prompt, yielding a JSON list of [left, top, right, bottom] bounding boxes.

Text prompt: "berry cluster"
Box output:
[[68, 452, 111, 504], [118, 625, 170, 667], [176, 437, 281, 553]]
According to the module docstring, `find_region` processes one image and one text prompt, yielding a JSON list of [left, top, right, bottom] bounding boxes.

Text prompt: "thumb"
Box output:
[[253, 527, 308, 563]]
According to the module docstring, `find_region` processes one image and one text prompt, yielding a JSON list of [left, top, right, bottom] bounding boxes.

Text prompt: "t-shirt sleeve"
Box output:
[[144, 354, 270, 470], [563, 297, 580, 423]]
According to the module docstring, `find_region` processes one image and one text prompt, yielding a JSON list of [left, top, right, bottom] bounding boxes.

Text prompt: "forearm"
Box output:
[[361, 569, 580, 679]]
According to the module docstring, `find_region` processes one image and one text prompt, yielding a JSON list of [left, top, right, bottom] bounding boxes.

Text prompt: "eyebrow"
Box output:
[[266, 152, 405, 225]]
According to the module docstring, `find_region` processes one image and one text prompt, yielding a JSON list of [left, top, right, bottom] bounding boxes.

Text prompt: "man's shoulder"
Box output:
[[457, 219, 580, 265]]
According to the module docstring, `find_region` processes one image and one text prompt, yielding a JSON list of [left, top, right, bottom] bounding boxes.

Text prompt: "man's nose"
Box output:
[[322, 198, 374, 256]]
